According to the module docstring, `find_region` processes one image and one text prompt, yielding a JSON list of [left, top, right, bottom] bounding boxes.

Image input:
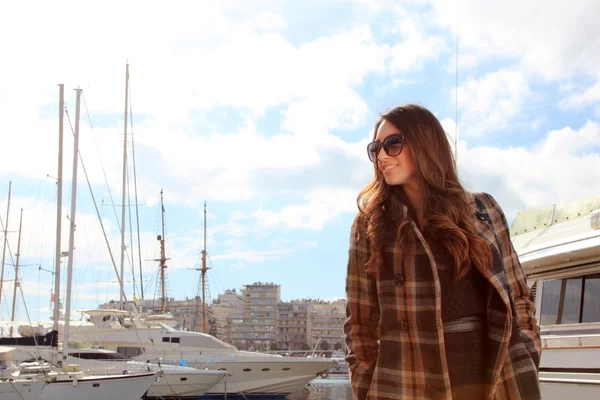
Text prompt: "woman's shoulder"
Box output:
[[469, 192, 503, 212], [351, 211, 368, 233], [469, 192, 510, 230]]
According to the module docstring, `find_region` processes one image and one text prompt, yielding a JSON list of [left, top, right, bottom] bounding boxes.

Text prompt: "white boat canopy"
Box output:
[[511, 195, 600, 278], [0, 346, 15, 359], [510, 195, 600, 237], [78, 309, 132, 317]]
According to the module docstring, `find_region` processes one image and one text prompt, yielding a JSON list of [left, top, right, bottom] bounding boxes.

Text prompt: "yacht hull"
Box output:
[[152, 358, 333, 395], [39, 372, 156, 400], [147, 370, 225, 397], [540, 372, 600, 400], [0, 380, 46, 400]]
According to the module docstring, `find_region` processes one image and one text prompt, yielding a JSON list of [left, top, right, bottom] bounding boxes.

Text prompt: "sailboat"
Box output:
[[11, 345, 227, 399], [0, 346, 46, 400], [0, 85, 157, 400], [1, 79, 226, 399], [66, 199, 334, 397], [52, 64, 331, 397], [46, 85, 158, 400], [511, 195, 600, 399]]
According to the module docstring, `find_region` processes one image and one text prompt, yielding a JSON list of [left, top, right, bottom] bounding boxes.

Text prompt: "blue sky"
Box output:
[[0, 0, 599, 323]]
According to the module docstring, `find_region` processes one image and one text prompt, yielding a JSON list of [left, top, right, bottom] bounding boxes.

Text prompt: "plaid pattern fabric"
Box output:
[[343, 192, 541, 400]]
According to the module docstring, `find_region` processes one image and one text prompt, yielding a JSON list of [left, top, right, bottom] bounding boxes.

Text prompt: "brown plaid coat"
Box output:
[[343, 192, 541, 400]]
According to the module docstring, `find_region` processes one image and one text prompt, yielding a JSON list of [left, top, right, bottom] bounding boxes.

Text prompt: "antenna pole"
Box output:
[[0, 181, 12, 308], [454, 12, 459, 168]]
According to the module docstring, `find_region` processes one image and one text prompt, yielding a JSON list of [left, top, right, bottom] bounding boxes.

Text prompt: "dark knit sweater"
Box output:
[[429, 240, 488, 399]]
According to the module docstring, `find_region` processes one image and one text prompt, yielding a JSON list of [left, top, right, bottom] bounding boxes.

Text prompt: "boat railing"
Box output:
[[262, 349, 340, 358], [541, 321, 600, 337]]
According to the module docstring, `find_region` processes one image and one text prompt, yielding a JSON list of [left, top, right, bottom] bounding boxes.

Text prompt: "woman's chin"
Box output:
[[384, 176, 402, 186]]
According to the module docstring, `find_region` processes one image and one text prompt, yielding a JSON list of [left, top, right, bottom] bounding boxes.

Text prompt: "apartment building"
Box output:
[[277, 302, 311, 350], [211, 289, 244, 343], [230, 282, 280, 350], [98, 285, 347, 352], [309, 299, 346, 350]]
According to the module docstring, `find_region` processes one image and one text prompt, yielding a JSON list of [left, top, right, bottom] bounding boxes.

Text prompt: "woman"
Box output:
[[343, 104, 541, 400]]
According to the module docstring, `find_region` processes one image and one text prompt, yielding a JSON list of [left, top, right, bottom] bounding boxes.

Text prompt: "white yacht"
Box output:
[[65, 310, 334, 397], [0, 347, 46, 400], [1, 347, 157, 400], [11, 346, 226, 398], [0, 380, 46, 400], [18, 362, 157, 400], [511, 195, 600, 399]]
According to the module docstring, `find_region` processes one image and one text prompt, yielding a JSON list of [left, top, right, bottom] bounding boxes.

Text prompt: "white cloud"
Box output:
[[426, 0, 600, 117], [1, 0, 598, 311], [562, 80, 600, 109], [456, 69, 531, 136], [446, 53, 478, 73], [428, 0, 600, 81], [529, 116, 547, 132], [255, 11, 286, 30], [209, 211, 249, 238], [389, 10, 446, 73], [459, 120, 600, 216], [282, 89, 369, 134], [254, 120, 600, 230], [253, 187, 359, 230], [0, 16, 385, 208], [230, 261, 246, 270], [212, 241, 317, 264], [440, 117, 458, 157]]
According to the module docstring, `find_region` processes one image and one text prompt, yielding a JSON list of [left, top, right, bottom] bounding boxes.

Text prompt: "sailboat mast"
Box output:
[[119, 63, 129, 310], [202, 201, 207, 334], [62, 87, 82, 363], [9, 209, 23, 337], [53, 84, 64, 336], [454, 25, 459, 169], [0, 181, 12, 308], [159, 189, 167, 313]]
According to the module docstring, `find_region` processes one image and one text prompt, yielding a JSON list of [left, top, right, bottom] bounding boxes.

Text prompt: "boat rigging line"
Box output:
[[0, 211, 43, 356], [128, 83, 145, 300], [82, 94, 122, 233], [64, 107, 130, 306]]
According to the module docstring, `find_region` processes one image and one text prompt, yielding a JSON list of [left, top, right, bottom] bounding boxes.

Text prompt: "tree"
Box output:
[[269, 342, 279, 351], [319, 340, 330, 351], [333, 342, 343, 351], [301, 342, 311, 351]]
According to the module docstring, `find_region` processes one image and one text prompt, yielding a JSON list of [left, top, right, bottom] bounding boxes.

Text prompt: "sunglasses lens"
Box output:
[[367, 142, 380, 162], [384, 135, 404, 156]]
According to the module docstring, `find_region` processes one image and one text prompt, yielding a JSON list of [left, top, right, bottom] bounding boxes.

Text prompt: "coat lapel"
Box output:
[[469, 194, 516, 397], [469, 195, 512, 311]]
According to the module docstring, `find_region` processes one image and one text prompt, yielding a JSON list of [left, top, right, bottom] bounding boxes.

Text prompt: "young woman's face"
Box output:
[[373, 119, 419, 187]]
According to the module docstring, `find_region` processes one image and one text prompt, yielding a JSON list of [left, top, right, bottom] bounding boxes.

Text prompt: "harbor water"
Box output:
[[195, 375, 353, 400], [290, 374, 353, 400]]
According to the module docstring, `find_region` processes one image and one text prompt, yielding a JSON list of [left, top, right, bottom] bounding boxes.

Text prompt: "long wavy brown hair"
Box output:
[[358, 104, 492, 279]]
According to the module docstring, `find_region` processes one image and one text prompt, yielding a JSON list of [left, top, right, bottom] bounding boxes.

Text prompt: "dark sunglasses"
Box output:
[[367, 134, 405, 163]]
